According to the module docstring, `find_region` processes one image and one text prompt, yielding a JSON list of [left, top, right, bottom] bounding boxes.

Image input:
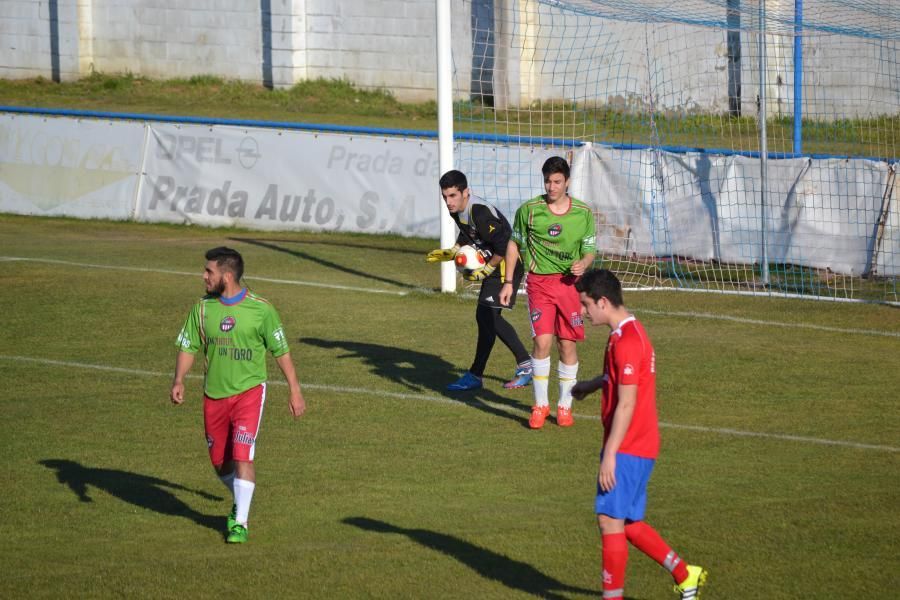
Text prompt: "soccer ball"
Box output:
[[454, 245, 486, 273]]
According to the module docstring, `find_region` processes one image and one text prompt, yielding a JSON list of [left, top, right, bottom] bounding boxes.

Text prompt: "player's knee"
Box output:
[[598, 514, 625, 534], [533, 335, 553, 357], [558, 340, 578, 363], [212, 460, 233, 475], [475, 303, 494, 326]]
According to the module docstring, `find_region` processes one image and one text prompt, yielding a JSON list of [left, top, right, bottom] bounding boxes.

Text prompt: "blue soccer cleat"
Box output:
[[447, 372, 483, 391], [503, 366, 533, 389]]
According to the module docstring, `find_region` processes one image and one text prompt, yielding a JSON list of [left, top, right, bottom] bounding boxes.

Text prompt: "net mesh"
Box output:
[[453, 0, 899, 302]]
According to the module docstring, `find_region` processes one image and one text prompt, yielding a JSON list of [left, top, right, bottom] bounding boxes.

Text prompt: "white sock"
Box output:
[[218, 472, 235, 501], [234, 478, 256, 527], [557, 361, 579, 410], [532, 355, 551, 408]]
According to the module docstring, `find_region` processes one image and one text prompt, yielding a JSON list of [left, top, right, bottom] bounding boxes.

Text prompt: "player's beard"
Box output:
[[207, 277, 226, 297]]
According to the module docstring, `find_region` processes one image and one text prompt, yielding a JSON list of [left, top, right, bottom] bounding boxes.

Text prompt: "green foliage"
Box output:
[[185, 74, 226, 86], [1, 214, 899, 598], [1, 73, 895, 157], [0, 73, 437, 129]]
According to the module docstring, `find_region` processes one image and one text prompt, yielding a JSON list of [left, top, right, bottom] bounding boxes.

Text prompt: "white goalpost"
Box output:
[[436, 0, 457, 293]]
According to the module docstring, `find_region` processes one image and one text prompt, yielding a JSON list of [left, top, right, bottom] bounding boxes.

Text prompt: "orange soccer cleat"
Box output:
[[556, 406, 574, 427], [529, 405, 550, 429]]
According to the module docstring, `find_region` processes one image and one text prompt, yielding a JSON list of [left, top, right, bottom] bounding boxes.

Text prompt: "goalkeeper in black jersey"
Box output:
[[426, 170, 533, 391]]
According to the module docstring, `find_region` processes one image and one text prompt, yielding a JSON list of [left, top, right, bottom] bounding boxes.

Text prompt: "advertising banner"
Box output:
[[136, 124, 444, 236], [575, 145, 898, 276], [0, 114, 144, 219], [457, 142, 568, 217], [2, 113, 895, 277]]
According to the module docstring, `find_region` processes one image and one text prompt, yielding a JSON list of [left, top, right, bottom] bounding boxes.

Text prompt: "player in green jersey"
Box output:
[[499, 156, 596, 429], [170, 247, 306, 543]]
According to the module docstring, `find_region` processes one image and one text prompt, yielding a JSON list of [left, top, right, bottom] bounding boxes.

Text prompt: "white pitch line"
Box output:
[[3, 354, 897, 453], [6, 255, 898, 338], [639, 308, 900, 338], [1, 256, 415, 296]]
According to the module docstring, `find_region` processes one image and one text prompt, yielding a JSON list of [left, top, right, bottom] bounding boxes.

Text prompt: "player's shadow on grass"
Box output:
[[229, 236, 424, 256], [230, 237, 424, 291], [302, 337, 530, 426], [39, 459, 223, 535], [344, 517, 597, 599]]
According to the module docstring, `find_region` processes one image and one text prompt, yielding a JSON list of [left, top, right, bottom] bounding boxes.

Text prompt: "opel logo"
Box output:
[[237, 137, 261, 169]]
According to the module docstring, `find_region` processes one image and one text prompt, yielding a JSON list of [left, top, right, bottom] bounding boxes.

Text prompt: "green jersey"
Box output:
[[175, 289, 290, 398], [511, 195, 596, 274]]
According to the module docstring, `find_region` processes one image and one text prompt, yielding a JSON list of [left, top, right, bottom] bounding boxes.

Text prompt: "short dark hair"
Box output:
[[575, 268, 624, 307], [205, 246, 244, 282], [542, 156, 570, 180], [439, 170, 468, 192]]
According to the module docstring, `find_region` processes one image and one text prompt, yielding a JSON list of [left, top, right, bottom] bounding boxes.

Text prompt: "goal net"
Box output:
[[449, 0, 898, 302]]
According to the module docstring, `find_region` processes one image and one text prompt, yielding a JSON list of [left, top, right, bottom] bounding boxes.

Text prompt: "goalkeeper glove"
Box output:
[[464, 262, 496, 281], [425, 245, 460, 263]]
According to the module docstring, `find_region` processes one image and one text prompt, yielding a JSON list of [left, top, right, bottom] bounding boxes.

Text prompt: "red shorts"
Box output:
[[203, 383, 267, 466], [526, 273, 585, 341]]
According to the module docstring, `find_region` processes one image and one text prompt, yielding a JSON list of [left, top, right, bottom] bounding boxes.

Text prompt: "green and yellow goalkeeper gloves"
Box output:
[[425, 245, 460, 263], [464, 262, 496, 281]]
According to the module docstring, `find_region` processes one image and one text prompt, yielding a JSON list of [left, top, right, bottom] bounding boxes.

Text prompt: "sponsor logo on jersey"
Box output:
[[177, 330, 191, 349], [548, 223, 562, 237], [531, 308, 542, 323], [489, 225, 496, 234], [272, 327, 287, 349], [484, 296, 494, 302], [623, 363, 634, 376], [571, 312, 583, 327], [220, 316, 236, 332]]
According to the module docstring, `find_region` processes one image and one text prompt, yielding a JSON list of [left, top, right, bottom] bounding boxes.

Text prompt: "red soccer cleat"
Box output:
[[556, 406, 574, 427], [529, 405, 550, 429]]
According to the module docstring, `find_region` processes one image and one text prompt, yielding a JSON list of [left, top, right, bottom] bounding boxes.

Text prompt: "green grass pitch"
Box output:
[[2, 214, 898, 598]]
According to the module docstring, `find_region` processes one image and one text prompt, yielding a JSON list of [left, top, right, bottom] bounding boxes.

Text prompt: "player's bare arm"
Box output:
[[571, 253, 596, 277], [499, 240, 521, 306], [571, 375, 605, 400], [275, 352, 306, 419], [599, 383, 638, 491], [170, 351, 196, 405]]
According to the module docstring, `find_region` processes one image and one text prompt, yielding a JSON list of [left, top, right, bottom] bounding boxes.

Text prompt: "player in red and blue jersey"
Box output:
[[170, 247, 306, 544], [572, 269, 707, 600]]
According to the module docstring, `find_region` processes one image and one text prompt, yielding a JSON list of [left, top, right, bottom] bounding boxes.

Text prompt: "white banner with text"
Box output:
[[0, 114, 144, 219], [1, 114, 896, 277], [574, 145, 899, 276], [136, 124, 443, 236]]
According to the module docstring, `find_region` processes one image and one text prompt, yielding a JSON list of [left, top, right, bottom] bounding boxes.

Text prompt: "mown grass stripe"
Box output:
[[2, 256, 415, 296], [4, 354, 896, 453], [6, 255, 897, 338]]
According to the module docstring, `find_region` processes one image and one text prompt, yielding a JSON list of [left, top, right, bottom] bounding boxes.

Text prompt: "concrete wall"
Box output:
[[0, 0, 469, 101], [493, 0, 899, 119]]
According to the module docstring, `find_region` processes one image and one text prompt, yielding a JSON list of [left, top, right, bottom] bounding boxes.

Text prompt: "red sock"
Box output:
[[624, 521, 689, 583], [601, 532, 628, 598]]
